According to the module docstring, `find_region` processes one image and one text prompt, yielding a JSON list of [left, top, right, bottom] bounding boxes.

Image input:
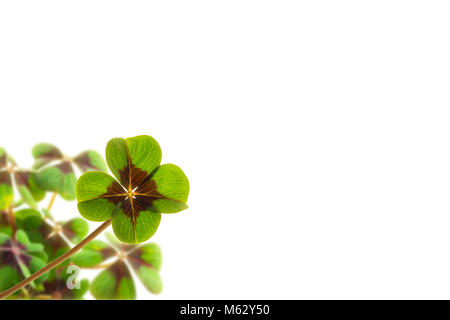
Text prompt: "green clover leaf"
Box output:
[[70, 240, 116, 268], [0, 147, 46, 210], [127, 243, 163, 294], [32, 143, 107, 200], [76, 135, 189, 243], [90, 260, 136, 300], [72, 233, 163, 299]]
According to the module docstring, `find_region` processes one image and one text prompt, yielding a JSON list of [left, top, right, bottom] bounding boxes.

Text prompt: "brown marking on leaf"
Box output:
[[0, 239, 17, 266], [101, 163, 164, 219], [0, 239, 31, 270], [0, 170, 11, 185], [127, 249, 154, 271], [47, 235, 70, 259], [73, 152, 96, 172], [0, 211, 9, 228], [0, 152, 7, 169], [105, 180, 126, 197], [47, 233, 67, 249], [34, 146, 64, 170], [38, 146, 63, 160], [99, 162, 167, 241], [62, 229, 75, 241], [43, 278, 73, 299], [118, 161, 149, 190], [61, 220, 77, 241], [100, 247, 116, 260], [13, 171, 30, 186], [102, 179, 162, 219], [56, 161, 74, 174], [38, 222, 69, 258], [109, 260, 132, 282], [40, 222, 53, 239]]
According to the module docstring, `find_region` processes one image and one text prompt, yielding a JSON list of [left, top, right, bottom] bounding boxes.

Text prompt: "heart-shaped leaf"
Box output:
[[74, 150, 108, 172], [31, 143, 63, 170], [35, 162, 77, 200], [14, 171, 46, 209], [76, 171, 121, 221], [90, 260, 136, 300], [105, 135, 162, 187], [71, 240, 116, 268], [33, 143, 107, 201], [149, 164, 189, 213], [59, 218, 89, 244], [127, 243, 163, 294]]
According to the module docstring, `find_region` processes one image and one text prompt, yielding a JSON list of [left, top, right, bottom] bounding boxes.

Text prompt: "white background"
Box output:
[[1, 1, 450, 299]]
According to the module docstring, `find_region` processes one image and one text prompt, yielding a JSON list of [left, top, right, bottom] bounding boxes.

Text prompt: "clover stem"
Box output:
[[7, 205, 17, 241], [47, 192, 58, 211], [0, 219, 112, 300]]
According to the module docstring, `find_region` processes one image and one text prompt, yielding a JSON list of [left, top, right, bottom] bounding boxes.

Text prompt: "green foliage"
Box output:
[[0, 135, 185, 300], [91, 260, 136, 300], [35, 163, 77, 200], [72, 233, 163, 299], [17, 209, 89, 261], [128, 243, 163, 294], [71, 240, 116, 268], [0, 231, 48, 291], [32, 144, 107, 200], [76, 135, 189, 243], [0, 148, 45, 210]]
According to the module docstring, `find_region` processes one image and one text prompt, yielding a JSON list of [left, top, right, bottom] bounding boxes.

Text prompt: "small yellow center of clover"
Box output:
[[126, 186, 138, 199], [117, 251, 127, 260], [53, 223, 62, 234]]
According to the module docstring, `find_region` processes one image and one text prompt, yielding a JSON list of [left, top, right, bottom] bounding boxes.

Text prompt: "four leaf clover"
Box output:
[[71, 233, 163, 299], [76, 135, 190, 243], [0, 135, 188, 299]]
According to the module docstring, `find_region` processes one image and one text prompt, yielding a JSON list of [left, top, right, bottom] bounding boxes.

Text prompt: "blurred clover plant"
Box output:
[[0, 135, 189, 300], [32, 144, 107, 200], [0, 147, 45, 210], [71, 232, 162, 299]]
